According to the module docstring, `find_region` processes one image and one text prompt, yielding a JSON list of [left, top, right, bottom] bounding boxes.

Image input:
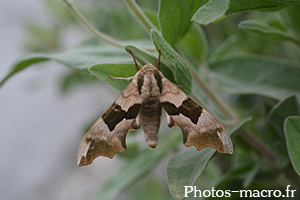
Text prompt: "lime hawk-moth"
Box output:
[[77, 50, 233, 166]]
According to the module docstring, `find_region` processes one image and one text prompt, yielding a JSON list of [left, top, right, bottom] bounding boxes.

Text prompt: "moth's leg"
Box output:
[[156, 49, 161, 70], [109, 75, 134, 82]]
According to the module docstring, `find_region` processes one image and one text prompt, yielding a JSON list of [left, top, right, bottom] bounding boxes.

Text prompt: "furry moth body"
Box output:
[[77, 51, 233, 166]]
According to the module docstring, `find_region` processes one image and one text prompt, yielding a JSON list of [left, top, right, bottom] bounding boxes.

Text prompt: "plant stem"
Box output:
[[240, 129, 276, 162], [62, 0, 155, 51], [123, 0, 158, 32], [201, 61, 236, 120], [240, 129, 300, 186]]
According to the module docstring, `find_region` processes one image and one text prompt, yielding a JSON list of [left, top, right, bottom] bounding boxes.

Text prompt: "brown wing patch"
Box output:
[[162, 98, 202, 124], [102, 102, 140, 132], [178, 98, 202, 124], [161, 102, 179, 115]]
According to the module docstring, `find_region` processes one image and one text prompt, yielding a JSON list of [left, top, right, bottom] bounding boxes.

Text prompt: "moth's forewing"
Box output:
[[77, 79, 142, 166]]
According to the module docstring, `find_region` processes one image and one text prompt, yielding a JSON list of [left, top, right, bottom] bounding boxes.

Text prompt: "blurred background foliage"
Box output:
[[4, 0, 300, 199]]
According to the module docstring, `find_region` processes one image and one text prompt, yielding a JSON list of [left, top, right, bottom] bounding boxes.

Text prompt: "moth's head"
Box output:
[[138, 63, 163, 81], [140, 63, 158, 72]]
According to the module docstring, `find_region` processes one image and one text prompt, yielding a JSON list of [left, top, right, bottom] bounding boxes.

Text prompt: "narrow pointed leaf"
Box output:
[[278, 4, 300, 40], [167, 147, 215, 200], [151, 30, 192, 94], [239, 20, 299, 44], [208, 35, 237, 62], [268, 95, 300, 136], [177, 24, 208, 65], [158, 0, 208, 46], [88, 63, 137, 92], [284, 116, 300, 176]]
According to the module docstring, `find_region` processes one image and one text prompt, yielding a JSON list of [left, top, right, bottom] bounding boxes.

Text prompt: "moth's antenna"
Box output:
[[128, 50, 139, 71], [156, 50, 161, 70]]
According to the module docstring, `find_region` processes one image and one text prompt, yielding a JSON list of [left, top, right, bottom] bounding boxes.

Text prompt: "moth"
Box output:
[[77, 50, 233, 166]]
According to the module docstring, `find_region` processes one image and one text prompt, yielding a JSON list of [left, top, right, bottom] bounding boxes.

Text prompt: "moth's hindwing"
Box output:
[[160, 78, 233, 154], [77, 80, 141, 166]]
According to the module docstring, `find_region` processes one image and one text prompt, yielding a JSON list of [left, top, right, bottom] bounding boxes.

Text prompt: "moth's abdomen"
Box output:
[[139, 98, 162, 148]]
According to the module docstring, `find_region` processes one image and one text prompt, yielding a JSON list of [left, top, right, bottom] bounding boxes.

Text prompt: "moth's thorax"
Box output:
[[138, 64, 163, 101]]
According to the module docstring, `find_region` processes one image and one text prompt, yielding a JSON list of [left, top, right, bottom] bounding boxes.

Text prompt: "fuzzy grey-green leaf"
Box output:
[[284, 116, 300, 176], [177, 24, 208, 65], [239, 20, 299, 44], [268, 95, 300, 136], [167, 147, 215, 200], [151, 30, 192, 94], [158, 0, 208, 46], [88, 63, 137, 92]]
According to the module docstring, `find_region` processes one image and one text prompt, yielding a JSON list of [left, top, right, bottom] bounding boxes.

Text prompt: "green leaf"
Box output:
[[177, 24, 208, 65], [267, 95, 300, 137], [278, 4, 300, 40], [129, 177, 173, 200], [166, 118, 251, 200], [238, 20, 299, 44], [0, 55, 50, 87], [262, 95, 300, 162], [151, 30, 192, 94], [210, 56, 300, 103], [243, 164, 261, 188], [230, 117, 253, 138], [208, 35, 237, 62], [192, 0, 230, 25], [88, 63, 137, 92], [167, 147, 215, 200], [192, 0, 300, 25], [158, 0, 208, 46], [0, 37, 131, 87], [284, 116, 300, 176], [59, 71, 98, 93]]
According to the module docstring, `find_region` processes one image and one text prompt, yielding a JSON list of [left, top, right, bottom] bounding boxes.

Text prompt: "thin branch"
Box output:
[[240, 129, 276, 162], [200, 61, 237, 120], [62, 0, 155, 51], [240, 129, 300, 186], [188, 64, 237, 122], [123, 0, 158, 32]]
